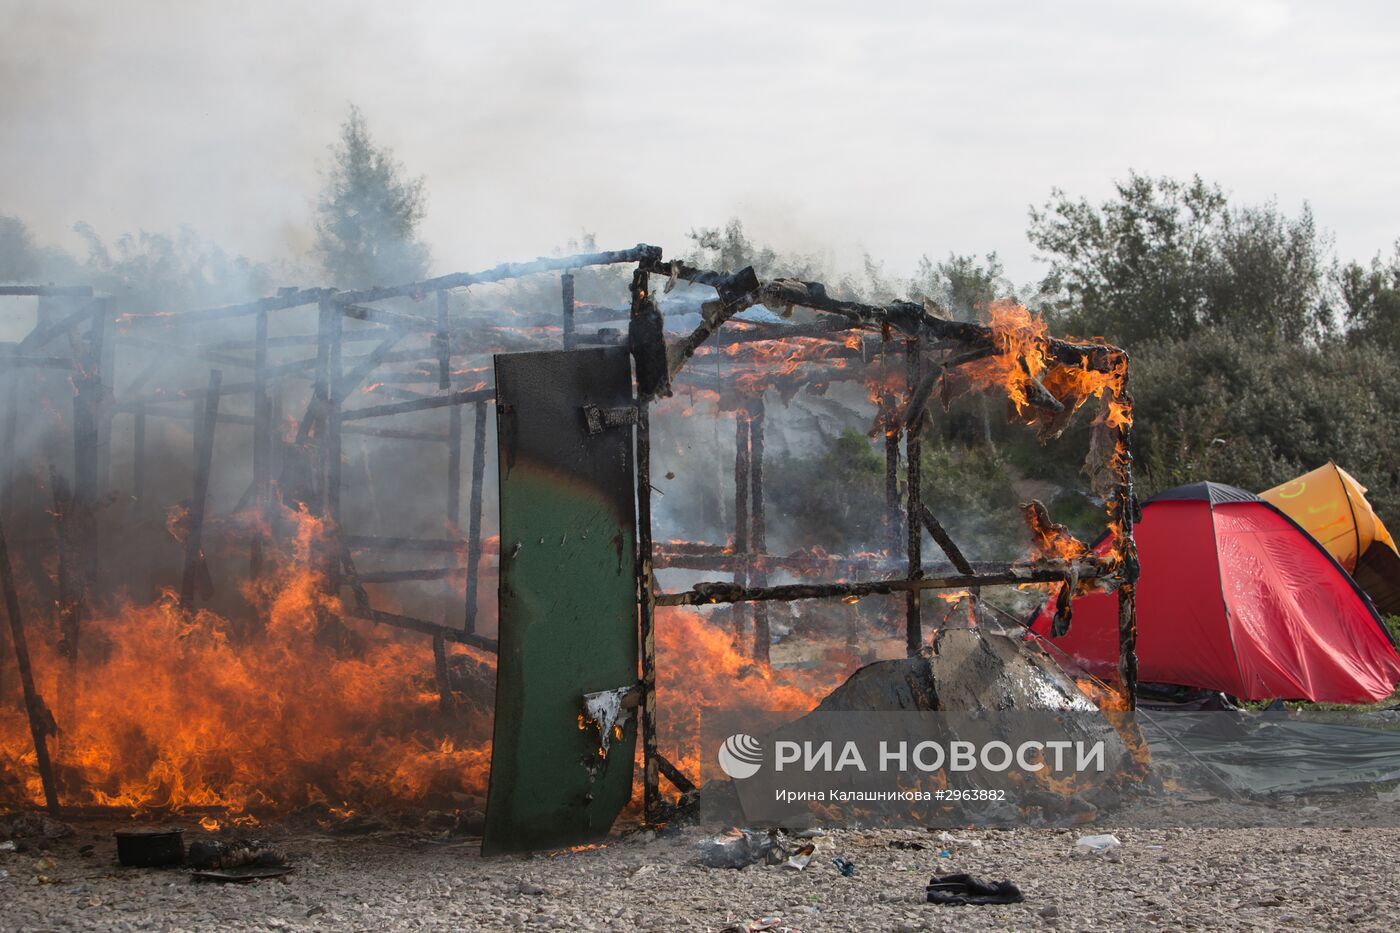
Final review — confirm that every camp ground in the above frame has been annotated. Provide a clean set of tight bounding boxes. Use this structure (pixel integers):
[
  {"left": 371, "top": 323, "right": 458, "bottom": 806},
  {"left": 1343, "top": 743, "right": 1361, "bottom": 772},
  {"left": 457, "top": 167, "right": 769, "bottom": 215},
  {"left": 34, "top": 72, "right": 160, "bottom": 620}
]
[{"left": 6, "top": 10, "right": 1400, "bottom": 927}]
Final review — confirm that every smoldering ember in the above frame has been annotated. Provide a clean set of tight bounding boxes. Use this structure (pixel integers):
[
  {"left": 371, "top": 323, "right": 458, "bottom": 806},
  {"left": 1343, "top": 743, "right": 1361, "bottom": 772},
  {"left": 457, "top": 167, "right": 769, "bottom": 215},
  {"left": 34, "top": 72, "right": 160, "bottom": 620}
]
[{"left": 6, "top": 8, "right": 1400, "bottom": 933}]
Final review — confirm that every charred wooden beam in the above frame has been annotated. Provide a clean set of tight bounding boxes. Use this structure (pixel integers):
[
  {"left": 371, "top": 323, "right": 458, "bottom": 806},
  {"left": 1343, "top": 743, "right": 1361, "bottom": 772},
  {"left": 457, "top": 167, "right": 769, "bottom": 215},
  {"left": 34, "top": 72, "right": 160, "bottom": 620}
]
[
  {"left": 117, "top": 289, "right": 332, "bottom": 328},
  {"left": 882, "top": 333, "right": 902, "bottom": 555},
  {"left": 433, "top": 290, "right": 452, "bottom": 391},
  {"left": 267, "top": 338, "right": 444, "bottom": 383},
  {"left": 1, "top": 354, "right": 17, "bottom": 517},
  {"left": 338, "top": 387, "right": 494, "bottom": 422},
  {"left": 208, "top": 328, "right": 391, "bottom": 351},
  {"left": 333, "top": 244, "right": 662, "bottom": 306},
  {"left": 335, "top": 333, "right": 410, "bottom": 402},
  {"left": 654, "top": 550, "right": 903, "bottom": 575},
  {"left": 321, "top": 301, "right": 345, "bottom": 598},
  {"left": 432, "top": 635, "right": 452, "bottom": 712},
  {"left": 656, "top": 266, "right": 760, "bottom": 381},
  {"left": 1112, "top": 367, "right": 1140, "bottom": 708},
  {"left": 352, "top": 606, "right": 498, "bottom": 652},
  {"left": 655, "top": 565, "right": 1098, "bottom": 606},
  {"left": 71, "top": 300, "right": 107, "bottom": 612},
  {"left": 0, "top": 354, "right": 73, "bottom": 370},
  {"left": 631, "top": 265, "right": 661, "bottom": 824},
  {"left": 341, "top": 368, "right": 485, "bottom": 387},
  {"left": 0, "top": 513, "right": 60, "bottom": 813},
  {"left": 341, "top": 424, "right": 450, "bottom": 442},
  {"left": 355, "top": 567, "right": 458, "bottom": 583},
  {"left": 340, "top": 547, "right": 372, "bottom": 615},
  {"left": 436, "top": 323, "right": 464, "bottom": 712},
  {"left": 645, "top": 259, "right": 1123, "bottom": 380},
  {"left": 1021, "top": 362, "right": 1065, "bottom": 414},
  {"left": 18, "top": 297, "right": 99, "bottom": 352},
  {"left": 657, "top": 551, "right": 1001, "bottom": 579},
  {"left": 463, "top": 401, "right": 489, "bottom": 635},
  {"left": 97, "top": 304, "right": 115, "bottom": 491},
  {"left": 731, "top": 411, "right": 750, "bottom": 644},
  {"left": 0, "top": 285, "right": 92, "bottom": 297},
  {"left": 340, "top": 302, "right": 436, "bottom": 333},
  {"left": 561, "top": 273, "right": 576, "bottom": 350},
  {"left": 629, "top": 290, "right": 670, "bottom": 399},
  {"left": 655, "top": 541, "right": 731, "bottom": 556},
  {"left": 655, "top": 753, "right": 697, "bottom": 795},
  {"left": 749, "top": 400, "right": 770, "bottom": 667},
  {"left": 179, "top": 370, "right": 222, "bottom": 609},
  {"left": 904, "top": 337, "right": 923, "bottom": 656},
  {"left": 918, "top": 505, "right": 974, "bottom": 576},
  {"left": 702, "top": 318, "right": 860, "bottom": 348},
  {"left": 346, "top": 534, "right": 466, "bottom": 552},
  {"left": 1118, "top": 581, "right": 1138, "bottom": 708}
]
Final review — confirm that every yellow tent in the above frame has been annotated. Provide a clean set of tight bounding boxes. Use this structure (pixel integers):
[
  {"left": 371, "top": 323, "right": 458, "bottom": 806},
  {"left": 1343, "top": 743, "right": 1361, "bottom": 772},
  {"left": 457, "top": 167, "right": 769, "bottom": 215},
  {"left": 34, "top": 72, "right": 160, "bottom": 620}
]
[{"left": 1261, "top": 462, "right": 1400, "bottom": 615}]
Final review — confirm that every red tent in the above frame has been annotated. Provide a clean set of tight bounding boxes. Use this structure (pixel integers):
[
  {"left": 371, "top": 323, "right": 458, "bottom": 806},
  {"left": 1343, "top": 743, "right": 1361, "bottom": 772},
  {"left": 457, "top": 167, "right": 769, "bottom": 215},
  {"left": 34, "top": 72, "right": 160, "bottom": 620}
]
[{"left": 1032, "top": 482, "right": 1400, "bottom": 703}]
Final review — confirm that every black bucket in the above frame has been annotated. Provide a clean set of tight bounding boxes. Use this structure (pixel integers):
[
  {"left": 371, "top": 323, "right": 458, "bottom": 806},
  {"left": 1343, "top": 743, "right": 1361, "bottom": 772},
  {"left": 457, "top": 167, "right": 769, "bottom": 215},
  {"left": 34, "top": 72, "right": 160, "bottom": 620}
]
[{"left": 114, "top": 828, "right": 185, "bottom": 867}]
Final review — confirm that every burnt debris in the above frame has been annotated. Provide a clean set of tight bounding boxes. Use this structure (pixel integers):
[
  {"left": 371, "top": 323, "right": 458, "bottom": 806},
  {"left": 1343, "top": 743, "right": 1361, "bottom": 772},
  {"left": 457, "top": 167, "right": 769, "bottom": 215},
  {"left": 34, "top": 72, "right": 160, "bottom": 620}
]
[{"left": 0, "top": 240, "right": 1135, "bottom": 833}]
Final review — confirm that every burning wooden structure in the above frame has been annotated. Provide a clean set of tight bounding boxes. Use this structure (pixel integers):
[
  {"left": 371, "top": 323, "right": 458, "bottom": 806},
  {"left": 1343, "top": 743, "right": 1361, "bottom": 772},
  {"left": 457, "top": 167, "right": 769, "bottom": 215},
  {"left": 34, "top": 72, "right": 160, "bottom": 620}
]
[{"left": 0, "top": 245, "right": 1137, "bottom": 841}]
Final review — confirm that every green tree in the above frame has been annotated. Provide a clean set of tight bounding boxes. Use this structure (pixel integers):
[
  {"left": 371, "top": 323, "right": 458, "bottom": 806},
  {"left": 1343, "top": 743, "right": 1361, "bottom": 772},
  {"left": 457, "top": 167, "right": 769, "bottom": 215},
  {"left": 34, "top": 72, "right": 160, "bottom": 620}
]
[
  {"left": 0, "top": 214, "right": 42, "bottom": 282},
  {"left": 683, "top": 219, "right": 823, "bottom": 281},
  {"left": 910, "top": 252, "right": 1012, "bottom": 321},
  {"left": 73, "top": 223, "right": 268, "bottom": 311},
  {"left": 1028, "top": 172, "right": 1333, "bottom": 346},
  {"left": 315, "top": 105, "right": 430, "bottom": 289},
  {"left": 1339, "top": 242, "right": 1400, "bottom": 349}
]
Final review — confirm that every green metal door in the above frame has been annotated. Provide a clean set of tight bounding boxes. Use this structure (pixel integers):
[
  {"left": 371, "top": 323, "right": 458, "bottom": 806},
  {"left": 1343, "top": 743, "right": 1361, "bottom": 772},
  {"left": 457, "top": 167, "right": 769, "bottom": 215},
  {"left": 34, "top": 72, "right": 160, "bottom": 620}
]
[{"left": 482, "top": 347, "right": 638, "bottom": 855}]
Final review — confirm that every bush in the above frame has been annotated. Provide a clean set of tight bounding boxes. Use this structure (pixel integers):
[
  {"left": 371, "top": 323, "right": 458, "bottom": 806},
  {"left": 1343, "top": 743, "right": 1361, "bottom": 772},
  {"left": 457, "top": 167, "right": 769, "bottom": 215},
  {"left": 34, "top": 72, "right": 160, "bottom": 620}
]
[{"left": 1130, "top": 329, "right": 1400, "bottom": 519}]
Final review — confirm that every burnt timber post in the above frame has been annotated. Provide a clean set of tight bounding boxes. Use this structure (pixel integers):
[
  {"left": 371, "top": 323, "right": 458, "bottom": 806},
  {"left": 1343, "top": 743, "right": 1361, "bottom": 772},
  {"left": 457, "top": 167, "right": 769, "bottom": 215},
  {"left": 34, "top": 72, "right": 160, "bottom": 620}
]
[
  {"left": 0, "top": 513, "right": 60, "bottom": 814},
  {"left": 72, "top": 298, "right": 107, "bottom": 613},
  {"left": 1114, "top": 359, "right": 1140, "bottom": 708},
  {"left": 325, "top": 308, "right": 344, "bottom": 563},
  {"left": 882, "top": 335, "right": 901, "bottom": 555},
  {"left": 561, "top": 272, "right": 576, "bottom": 350},
  {"left": 96, "top": 298, "right": 116, "bottom": 494},
  {"left": 0, "top": 347, "right": 18, "bottom": 519},
  {"left": 749, "top": 398, "right": 769, "bottom": 667},
  {"left": 434, "top": 290, "right": 451, "bottom": 391},
  {"left": 436, "top": 290, "right": 462, "bottom": 712},
  {"left": 250, "top": 303, "right": 271, "bottom": 582},
  {"left": 180, "top": 369, "right": 222, "bottom": 609},
  {"left": 463, "top": 400, "right": 488, "bottom": 635},
  {"left": 904, "top": 336, "right": 922, "bottom": 655},
  {"left": 630, "top": 266, "right": 660, "bottom": 823},
  {"left": 731, "top": 411, "right": 750, "bottom": 645},
  {"left": 315, "top": 298, "right": 344, "bottom": 596}
]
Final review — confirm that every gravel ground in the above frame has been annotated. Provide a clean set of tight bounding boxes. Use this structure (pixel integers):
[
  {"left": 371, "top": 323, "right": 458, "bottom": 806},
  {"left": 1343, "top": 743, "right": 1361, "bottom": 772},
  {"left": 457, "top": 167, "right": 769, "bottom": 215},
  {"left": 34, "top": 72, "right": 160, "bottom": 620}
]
[{"left": 3, "top": 814, "right": 1398, "bottom": 932}]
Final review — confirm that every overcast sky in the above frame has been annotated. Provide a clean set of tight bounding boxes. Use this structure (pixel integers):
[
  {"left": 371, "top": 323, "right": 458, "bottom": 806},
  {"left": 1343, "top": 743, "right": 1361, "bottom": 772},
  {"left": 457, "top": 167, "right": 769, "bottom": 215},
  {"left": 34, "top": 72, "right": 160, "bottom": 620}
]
[{"left": 3, "top": 0, "right": 1398, "bottom": 288}]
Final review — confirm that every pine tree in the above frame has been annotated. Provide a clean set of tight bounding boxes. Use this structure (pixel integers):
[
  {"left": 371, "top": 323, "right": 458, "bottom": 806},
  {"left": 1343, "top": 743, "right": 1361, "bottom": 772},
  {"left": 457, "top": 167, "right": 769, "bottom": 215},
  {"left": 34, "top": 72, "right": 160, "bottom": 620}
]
[{"left": 314, "top": 106, "right": 430, "bottom": 289}]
